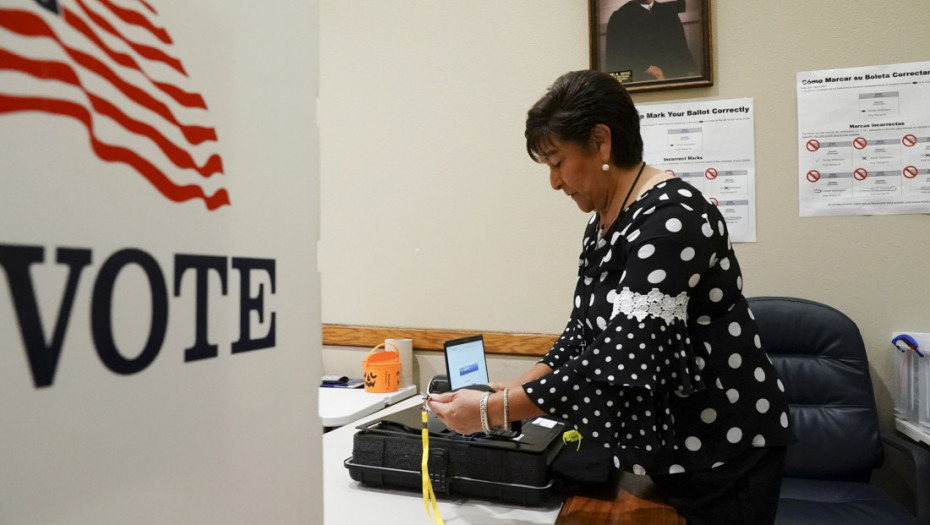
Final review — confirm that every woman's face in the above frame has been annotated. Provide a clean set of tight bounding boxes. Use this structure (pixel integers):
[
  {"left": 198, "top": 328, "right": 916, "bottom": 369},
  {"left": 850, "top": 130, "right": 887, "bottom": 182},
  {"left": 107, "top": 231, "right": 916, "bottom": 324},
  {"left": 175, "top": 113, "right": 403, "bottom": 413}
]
[{"left": 542, "top": 137, "right": 608, "bottom": 214}]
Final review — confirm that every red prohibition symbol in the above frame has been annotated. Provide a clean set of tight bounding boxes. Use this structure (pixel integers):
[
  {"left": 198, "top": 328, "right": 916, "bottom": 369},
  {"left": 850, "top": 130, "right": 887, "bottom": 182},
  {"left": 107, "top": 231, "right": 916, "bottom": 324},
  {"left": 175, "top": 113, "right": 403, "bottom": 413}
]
[
  {"left": 903, "top": 134, "right": 918, "bottom": 147},
  {"left": 854, "top": 168, "right": 868, "bottom": 181},
  {"left": 806, "top": 170, "right": 821, "bottom": 183},
  {"left": 853, "top": 137, "right": 868, "bottom": 150},
  {"left": 705, "top": 167, "right": 718, "bottom": 180},
  {"left": 904, "top": 165, "right": 919, "bottom": 178},
  {"left": 709, "top": 197, "right": 719, "bottom": 206},
  {"left": 806, "top": 139, "right": 821, "bottom": 152},
  {"left": 665, "top": 169, "right": 675, "bottom": 176}
]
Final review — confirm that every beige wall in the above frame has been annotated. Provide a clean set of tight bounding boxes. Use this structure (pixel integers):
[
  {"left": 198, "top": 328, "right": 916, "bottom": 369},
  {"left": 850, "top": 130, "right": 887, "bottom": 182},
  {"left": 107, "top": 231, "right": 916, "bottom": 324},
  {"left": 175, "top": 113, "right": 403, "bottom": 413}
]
[{"left": 318, "top": 0, "right": 930, "bottom": 429}]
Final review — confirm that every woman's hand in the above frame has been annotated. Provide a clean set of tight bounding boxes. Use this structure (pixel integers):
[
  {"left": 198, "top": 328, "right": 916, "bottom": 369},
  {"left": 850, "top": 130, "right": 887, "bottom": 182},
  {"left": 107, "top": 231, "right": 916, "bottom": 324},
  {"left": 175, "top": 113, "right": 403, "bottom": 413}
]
[
  {"left": 427, "top": 389, "right": 484, "bottom": 434},
  {"left": 488, "top": 379, "right": 521, "bottom": 392},
  {"left": 429, "top": 364, "right": 551, "bottom": 433}
]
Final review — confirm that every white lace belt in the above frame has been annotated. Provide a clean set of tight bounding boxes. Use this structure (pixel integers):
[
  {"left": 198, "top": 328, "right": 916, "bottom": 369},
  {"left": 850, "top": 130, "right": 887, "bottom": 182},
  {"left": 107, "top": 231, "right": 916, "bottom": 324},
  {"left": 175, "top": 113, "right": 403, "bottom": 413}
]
[{"left": 612, "top": 287, "right": 688, "bottom": 324}]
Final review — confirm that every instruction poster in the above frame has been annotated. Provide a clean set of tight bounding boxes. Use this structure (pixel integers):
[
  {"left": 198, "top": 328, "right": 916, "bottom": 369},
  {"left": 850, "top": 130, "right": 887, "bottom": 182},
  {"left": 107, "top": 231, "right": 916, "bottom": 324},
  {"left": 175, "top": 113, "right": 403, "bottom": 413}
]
[
  {"left": 640, "top": 98, "right": 757, "bottom": 242},
  {"left": 797, "top": 61, "right": 930, "bottom": 216}
]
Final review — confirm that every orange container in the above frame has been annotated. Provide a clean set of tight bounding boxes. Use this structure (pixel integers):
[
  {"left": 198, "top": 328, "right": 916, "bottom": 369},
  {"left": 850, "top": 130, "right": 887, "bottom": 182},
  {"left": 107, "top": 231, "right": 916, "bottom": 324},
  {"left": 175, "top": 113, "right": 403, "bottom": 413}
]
[{"left": 362, "top": 343, "right": 401, "bottom": 393}]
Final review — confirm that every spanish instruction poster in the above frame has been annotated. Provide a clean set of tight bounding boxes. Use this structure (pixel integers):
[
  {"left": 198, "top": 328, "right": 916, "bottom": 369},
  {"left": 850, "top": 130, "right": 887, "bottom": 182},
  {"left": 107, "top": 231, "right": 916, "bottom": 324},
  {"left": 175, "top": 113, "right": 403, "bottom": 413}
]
[
  {"left": 640, "top": 98, "right": 757, "bottom": 242},
  {"left": 797, "top": 61, "right": 930, "bottom": 216}
]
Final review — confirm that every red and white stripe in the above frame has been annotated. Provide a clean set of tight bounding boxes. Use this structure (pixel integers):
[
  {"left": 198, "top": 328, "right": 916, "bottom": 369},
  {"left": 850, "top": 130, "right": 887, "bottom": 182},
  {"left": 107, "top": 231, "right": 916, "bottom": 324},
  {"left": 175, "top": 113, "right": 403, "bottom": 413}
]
[{"left": 0, "top": 0, "right": 229, "bottom": 210}]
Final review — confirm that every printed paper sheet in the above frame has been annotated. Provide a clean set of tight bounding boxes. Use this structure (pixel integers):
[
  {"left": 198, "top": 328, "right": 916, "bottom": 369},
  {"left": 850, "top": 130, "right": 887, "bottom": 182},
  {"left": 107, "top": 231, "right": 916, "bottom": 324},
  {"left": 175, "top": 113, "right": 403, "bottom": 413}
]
[
  {"left": 797, "top": 61, "right": 930, "bottom": 216},
  {"left": 640, "top": 98, "right": 757, "bottom": 242}
]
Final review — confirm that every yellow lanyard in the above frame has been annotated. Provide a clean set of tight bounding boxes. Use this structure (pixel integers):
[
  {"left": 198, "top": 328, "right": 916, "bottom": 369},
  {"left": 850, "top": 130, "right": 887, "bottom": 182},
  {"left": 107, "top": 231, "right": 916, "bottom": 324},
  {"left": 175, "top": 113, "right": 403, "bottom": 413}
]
[{"left": 422, "top": 409, "right": 444, "bottom": 525}]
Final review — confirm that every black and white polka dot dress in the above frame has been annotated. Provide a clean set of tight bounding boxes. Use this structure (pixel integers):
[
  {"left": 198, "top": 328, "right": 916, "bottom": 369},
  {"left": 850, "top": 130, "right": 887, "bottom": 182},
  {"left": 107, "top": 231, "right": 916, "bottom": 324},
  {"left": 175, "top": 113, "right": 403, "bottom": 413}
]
[{"left": 525, "top": 178, "right": 790, "bottom": 476}]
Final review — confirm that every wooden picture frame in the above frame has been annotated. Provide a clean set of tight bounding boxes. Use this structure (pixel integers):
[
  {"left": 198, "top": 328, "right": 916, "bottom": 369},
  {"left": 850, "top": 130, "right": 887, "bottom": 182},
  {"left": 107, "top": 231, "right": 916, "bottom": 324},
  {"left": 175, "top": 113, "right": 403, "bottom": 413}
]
[{"left": 589, "top": 0, "right": 713, "bottom": 92}]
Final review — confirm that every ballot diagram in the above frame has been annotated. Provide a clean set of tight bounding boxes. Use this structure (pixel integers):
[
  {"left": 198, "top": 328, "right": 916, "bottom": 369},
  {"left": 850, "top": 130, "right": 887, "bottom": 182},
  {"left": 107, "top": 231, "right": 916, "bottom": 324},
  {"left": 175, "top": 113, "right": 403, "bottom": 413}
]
[
  {"left": 640, "top": 98, "right": 757, "bottom": 242},
  {"left": 797, "top": 61, "right": 930, "bottom": 216}
]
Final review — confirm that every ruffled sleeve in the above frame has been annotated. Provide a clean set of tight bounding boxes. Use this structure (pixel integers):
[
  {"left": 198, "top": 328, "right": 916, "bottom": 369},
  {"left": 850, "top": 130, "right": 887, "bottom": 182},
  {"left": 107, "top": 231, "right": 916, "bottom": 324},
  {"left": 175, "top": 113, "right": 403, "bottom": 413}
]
[
  {"left": 539, "top": 316, "right": 585, "bottom": 370},
  {"left": 538, "top": 216, "right": 598, "bottom": 369},
  {"left": 525, "top": 183, "right": 726, "bottom": 452}
]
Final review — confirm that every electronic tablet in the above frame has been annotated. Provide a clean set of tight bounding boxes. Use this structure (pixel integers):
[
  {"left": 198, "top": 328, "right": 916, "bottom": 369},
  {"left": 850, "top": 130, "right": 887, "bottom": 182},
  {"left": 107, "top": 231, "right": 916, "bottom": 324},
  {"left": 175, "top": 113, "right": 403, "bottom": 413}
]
[{"left": 443, "top": 335, "right": 490, "bottom": 391}]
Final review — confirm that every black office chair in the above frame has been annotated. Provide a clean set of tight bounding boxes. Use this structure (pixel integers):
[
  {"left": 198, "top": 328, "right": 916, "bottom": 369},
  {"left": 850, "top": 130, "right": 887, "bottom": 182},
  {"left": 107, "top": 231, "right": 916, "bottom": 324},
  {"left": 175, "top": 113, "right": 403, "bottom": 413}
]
[{"left": 748, "top": 296, "right": 930, "bottom": 525}]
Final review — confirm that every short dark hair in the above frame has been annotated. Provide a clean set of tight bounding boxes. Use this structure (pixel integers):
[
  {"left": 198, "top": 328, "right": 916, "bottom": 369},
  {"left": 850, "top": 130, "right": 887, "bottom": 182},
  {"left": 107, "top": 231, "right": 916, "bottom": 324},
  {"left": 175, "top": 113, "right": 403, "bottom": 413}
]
[{"left": 525, "top": 70, "right": 643, "bottom": 169}]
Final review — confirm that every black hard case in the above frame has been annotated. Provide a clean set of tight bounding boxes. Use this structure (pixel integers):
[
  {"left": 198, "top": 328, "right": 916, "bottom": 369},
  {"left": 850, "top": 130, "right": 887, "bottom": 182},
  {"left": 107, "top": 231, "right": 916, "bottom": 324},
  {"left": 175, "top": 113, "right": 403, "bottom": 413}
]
[{"left": 344, "top": 406, "right": 567, "bottom": 506}]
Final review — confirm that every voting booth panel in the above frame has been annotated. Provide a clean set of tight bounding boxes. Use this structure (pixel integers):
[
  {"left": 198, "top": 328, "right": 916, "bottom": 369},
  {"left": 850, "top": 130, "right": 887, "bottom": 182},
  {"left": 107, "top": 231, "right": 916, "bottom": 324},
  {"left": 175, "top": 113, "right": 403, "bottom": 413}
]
[{"left": 0, "top": 1, "right": 321, "bottom": 523}]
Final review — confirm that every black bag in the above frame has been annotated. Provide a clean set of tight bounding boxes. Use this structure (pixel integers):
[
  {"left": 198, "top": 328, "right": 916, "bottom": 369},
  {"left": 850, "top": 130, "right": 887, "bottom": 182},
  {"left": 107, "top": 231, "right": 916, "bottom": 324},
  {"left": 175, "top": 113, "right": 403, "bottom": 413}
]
[{"left": 344, "top": 406, "right": 567, "bottom": 506}]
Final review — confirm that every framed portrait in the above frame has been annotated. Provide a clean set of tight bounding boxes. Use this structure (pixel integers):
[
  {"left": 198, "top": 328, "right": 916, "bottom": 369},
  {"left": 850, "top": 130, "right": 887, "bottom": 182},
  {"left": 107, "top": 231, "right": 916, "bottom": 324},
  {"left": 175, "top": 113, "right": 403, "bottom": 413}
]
[{"left": 589, "top": 0, "right": 713, "bottom": 92}]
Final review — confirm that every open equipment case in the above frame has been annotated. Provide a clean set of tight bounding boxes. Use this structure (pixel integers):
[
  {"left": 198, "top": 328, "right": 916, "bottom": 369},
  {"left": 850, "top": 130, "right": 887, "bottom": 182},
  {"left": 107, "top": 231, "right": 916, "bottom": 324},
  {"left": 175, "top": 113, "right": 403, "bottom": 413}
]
[{"left": 344, "top": 404, "right": 569, "bottom": 506}]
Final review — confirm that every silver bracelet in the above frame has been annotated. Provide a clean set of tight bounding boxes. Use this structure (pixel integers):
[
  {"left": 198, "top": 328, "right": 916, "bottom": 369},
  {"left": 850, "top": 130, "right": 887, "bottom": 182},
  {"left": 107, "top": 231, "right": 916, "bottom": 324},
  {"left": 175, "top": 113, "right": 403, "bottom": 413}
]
[
  {"left": 502, "top": 388, "right": 510, "bottom": 429},
  {"left": 479, "top": 391, "right": 492, "bottom": 434}
]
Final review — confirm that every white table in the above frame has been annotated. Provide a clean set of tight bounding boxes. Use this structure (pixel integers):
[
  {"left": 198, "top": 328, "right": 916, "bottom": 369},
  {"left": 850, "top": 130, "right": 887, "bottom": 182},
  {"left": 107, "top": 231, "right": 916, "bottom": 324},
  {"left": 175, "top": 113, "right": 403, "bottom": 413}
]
[
  {"left": 323, "top": 397, "right": 564, "bottom": 524},
  {"left": 319, "top": 384, "right": 417, "bottom": 428}
]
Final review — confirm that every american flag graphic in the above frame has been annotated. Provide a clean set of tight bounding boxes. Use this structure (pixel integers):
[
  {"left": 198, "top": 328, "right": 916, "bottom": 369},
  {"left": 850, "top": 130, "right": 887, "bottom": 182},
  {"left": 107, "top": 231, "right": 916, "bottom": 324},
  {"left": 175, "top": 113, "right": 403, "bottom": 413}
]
[{"left": 0, "top": 0, "right": 229, "bottom": 210}]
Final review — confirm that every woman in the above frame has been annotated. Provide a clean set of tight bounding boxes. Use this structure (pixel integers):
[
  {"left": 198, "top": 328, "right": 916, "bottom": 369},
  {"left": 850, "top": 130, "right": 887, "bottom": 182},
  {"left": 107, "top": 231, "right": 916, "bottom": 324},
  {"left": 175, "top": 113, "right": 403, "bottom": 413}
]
[{"left": 428, "top": 70, "right": 789, "bottom": 525}]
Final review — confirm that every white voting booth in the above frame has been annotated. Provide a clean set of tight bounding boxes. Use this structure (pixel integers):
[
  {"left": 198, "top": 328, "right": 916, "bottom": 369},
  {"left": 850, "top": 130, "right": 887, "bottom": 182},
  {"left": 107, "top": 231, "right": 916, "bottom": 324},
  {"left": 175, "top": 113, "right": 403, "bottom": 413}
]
[{"left": 0, "top": 1, "right": 322, "bottom": 523}]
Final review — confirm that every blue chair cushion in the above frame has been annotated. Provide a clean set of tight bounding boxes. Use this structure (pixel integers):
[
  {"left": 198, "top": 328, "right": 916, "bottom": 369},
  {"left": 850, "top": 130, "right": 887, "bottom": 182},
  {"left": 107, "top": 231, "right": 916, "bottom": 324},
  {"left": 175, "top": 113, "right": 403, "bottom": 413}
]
[
  {"left": 750, "top": 297, "right": 883, "bottom": 479},
  {"left": 777, "top": 477, "right": 919, "bottom": 525}
]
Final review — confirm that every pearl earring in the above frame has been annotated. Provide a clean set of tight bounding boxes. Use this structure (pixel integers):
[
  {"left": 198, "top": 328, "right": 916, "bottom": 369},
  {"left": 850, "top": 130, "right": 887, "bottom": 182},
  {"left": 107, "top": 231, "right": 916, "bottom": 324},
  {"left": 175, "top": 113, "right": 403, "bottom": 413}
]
[{"left": 601, "top": 163, "right": 610, "bottom": 172}]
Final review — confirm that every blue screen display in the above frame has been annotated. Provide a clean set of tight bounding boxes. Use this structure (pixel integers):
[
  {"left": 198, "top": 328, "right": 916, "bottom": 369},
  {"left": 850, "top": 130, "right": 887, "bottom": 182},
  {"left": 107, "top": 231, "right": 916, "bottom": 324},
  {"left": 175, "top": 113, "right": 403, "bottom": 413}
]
[{"left": 446, "top": 338, "right": 489, "bottom": 390}]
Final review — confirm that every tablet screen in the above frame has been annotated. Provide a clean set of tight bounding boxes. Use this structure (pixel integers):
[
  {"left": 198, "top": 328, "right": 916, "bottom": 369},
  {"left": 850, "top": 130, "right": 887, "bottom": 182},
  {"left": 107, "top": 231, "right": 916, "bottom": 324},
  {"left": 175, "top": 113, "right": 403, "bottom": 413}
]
[{"left": 444, "top": 335, "right": 489, "bottom": 390}]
